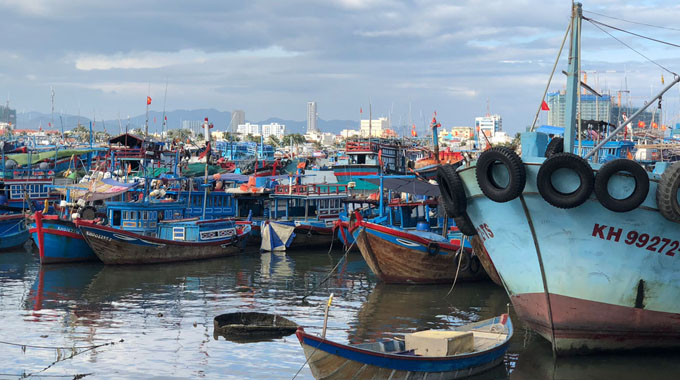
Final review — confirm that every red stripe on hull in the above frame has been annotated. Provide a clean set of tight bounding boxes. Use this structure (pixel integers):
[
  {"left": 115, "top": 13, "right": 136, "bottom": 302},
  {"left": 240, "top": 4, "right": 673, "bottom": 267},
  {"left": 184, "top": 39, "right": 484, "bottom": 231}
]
[{"left": 512, "top": 292, "right": 680, "bottom": 353}]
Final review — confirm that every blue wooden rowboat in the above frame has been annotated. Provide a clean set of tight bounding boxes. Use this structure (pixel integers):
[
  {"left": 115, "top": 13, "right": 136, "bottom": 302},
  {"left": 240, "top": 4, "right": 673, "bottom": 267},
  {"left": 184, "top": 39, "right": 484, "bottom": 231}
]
[
  {"left": 296, "top": 314, "right": 512, "bottom": 379},
  {"left": 0, "top": 213, "right": 30, "bottom": 250}
]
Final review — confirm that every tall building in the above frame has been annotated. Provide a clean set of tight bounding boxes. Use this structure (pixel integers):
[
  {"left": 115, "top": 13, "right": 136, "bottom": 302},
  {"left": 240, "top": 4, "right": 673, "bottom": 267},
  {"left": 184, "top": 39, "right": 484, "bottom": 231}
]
[
  {"left": 262, "top": 123, "right": 285, "bottom": 140},
  {"left": 231, "top": 110, "right": 245, "bottom": 131},
  {"left": 359, "top": 117, "right": 389, "bottom": 137},
  {"left": 546, "top": 91, "right": 612, "bottom": 127},
  {"left": 475, "top": 114, "right": 502, "bottom": 138},
  {"left": 236, "top": 123, "right": 260, "bottom": 136},
  {"left": 307, "top": 102, "right": 318, "bottom": 133}
]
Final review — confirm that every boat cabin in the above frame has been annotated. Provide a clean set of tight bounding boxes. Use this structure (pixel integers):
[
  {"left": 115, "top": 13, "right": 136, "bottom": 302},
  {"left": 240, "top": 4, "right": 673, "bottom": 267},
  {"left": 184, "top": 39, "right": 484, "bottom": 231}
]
[
  {"left": 106, "top": 200, "right": 186, "bottom": 236},
  {"left": 269, "top": 184, "right": 348, "bottom": 223}
]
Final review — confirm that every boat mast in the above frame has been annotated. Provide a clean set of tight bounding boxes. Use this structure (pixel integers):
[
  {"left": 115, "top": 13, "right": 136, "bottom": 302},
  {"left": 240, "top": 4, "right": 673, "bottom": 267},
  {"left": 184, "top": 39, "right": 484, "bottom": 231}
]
[{"left": 563, "top": 2, "right": 582, "bottom": 155}]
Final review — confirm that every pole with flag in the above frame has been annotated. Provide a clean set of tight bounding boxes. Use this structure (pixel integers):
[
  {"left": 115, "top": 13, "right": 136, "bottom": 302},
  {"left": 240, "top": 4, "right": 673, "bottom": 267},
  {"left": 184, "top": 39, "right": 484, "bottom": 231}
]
[{"left": 145, "top": 95, "right": 152, "bottom": 138}]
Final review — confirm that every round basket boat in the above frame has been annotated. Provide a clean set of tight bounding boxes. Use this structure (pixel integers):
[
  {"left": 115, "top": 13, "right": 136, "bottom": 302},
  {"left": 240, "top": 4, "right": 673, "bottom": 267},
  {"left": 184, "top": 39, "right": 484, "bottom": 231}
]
[{"left": 213, "top": 312, "right": 299, "bottom": 343}]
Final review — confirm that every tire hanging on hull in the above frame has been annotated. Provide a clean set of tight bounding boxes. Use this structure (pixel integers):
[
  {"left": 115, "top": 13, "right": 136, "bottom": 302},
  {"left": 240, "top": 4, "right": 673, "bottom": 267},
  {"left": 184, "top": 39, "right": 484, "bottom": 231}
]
[
  {"left": 475, "top": 147, "right": 526, "bottom": 203},
  {"left": 536, "top": 153, "right": 594, "bottom": 209},
  {"left": 594, "top": 159, "right": 649, "bottom": 213}
]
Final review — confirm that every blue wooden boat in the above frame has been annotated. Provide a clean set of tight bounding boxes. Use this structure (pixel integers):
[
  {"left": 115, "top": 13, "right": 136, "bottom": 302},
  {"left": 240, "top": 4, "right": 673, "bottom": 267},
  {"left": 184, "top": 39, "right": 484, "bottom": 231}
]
[
  {"left": 0, "top": 213, "right": 30, "bottom": 250},
  {"left": 261, "top": 183, "right": 349, "bottom": 251},
  {"left": 78, "top": 217, "right": 251, "bottom": 265},
  {"left": 443, "top": 3, "right": 680, "bottom": 353},
  {"left": 296, "top": 314, "right": 512, "bottom": 379},
  {"left": 29, "top": 212, "right": 97, "bottom": 263}
]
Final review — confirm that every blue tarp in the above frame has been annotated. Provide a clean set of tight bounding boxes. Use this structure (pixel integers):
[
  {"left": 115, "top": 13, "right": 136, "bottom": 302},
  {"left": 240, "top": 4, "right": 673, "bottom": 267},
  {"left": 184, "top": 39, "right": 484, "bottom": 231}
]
[{"left": 536, "top": 125, "right": 564, "bottom": 136}]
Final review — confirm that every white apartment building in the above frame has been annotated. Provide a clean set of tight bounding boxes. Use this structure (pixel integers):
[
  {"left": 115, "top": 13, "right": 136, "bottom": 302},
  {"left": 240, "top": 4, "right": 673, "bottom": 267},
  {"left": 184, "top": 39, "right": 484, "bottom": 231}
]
[
  {"left": 359, "top": 117, "right": 389, "bottom": 137},
  {"left": 236, "top": 122, "right": 260, "bottom": 136},
  {"left": 262, "top": 123, "right": 286, "bottom": 140},
  {"left": 474, "top": 114, "right": 502, "bottom": 138}
]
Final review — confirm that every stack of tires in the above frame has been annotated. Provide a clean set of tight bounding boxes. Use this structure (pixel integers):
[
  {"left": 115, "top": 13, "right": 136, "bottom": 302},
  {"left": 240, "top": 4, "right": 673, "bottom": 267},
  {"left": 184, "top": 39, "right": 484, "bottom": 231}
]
[{"left": 436, "top": 165, "right": 477, "bottom": 236}]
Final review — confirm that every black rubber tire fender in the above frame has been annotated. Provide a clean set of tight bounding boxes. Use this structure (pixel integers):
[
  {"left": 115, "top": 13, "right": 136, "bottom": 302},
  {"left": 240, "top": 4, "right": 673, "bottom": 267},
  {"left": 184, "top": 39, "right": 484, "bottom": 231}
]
[
  {"left": 656, "top": 162, "right": 680, "bottom": 223},
  {"left": 537, "top": 153, "right": 594, "bottom": 209},
  {"left": 469, "top": 254, "right": 481, "bottom": 274},
  {"left": 453, "top": 213, "right": 477, "bottom": 236},
  {"left": 436, "top": 164, "right": 467, "bottom": 217},
  {"left": 427, "top": 242, "right": 440, "bottom": 256},
  {"left": 545, "top": 137, "right": 564, "bottom": 158},
  {"left": 457, "top": 251, "right": 471, "bottom": 273},
  {"left": 594, "top": 159, "right": 649, "bottom": 213},
  {"left": 475, "top": 147, "right": 526, "bottom": 203}
]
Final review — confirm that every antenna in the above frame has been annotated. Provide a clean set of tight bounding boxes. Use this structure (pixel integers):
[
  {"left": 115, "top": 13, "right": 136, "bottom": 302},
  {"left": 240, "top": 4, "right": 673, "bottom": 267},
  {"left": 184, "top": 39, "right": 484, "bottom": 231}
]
[
  {"left": 50, "top": 87, "right": 55, "bottom": 130},
  {"left": 161, "top": 80, "right": 168, "bottom": 138}
]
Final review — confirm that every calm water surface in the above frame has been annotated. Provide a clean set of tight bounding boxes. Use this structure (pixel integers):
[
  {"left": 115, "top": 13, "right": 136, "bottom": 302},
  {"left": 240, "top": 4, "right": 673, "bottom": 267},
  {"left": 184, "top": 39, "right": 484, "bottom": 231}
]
[{"left": 1, "top": 243, "right": 679, "bottom": 379}]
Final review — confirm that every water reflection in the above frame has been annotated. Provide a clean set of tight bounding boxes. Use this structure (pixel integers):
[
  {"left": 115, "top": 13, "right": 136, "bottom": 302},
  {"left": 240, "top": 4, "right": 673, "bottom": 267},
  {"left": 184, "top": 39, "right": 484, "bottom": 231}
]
[{"left": 1, "top": 247, "right": 680, "bottom": 379}]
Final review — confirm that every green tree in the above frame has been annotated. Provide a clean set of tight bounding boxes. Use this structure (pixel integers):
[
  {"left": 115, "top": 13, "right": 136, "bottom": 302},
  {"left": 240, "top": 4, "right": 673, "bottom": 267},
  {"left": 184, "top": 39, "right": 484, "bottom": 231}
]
[
  {"left": 284, "top": 133, "right": 306, "bottom": 145},
  {"left": 245, "top": 134, "right": 260, "bottom": 143},
  {"left": 222, "top": 131, "right": 239, "bottom": 141},
  {"left": 266, "top": 135, "right": 281, "bottom": 147}
]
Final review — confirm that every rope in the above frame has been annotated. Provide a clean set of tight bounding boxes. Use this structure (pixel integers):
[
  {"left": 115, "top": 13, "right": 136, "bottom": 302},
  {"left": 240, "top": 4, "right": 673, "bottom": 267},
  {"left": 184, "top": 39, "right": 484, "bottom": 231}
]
[
  {"left": 530, "top": 16, "right": 572, "bottom": 132},
  {"left": 291, "top": 339, "right": 324, "bottom": 380},
  {"left": 583, "top": 10, "right": 680, "bottom": 33},
  {"left": 300, "top": 228, "right": 361, "bottom": 302},
  {"left": 585, "top": 17, "right": 678, "bottom": 76},
  {"left": 446, "top": 235, "right": 467, "bottom": 297}
]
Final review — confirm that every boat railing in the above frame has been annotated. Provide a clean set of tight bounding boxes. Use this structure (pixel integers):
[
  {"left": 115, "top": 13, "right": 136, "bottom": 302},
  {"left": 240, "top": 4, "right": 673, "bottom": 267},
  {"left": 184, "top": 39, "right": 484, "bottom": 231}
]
[
  {"left": 111, "top": 148, "right": 145, "bottom": 159},
  {"left": 345, "top": 141, "right": 376, "bottom": 152},
  {"left": 274, "top": 184, "right": 349, "bottom": 196}
]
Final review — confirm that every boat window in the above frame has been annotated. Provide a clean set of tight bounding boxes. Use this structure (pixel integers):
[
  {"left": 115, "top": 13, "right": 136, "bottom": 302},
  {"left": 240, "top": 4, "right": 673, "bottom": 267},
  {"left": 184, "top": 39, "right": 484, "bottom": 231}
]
[
  {"left": 112, "top": 210, "right": 121, "bottom": 226},
  {"left": 357, "top": 155, "right": 366, "bottom": 164},
  {"left": 143, "top": 211, "right": 148, "bottom": 220},
  {"left": 131, "top": 211, "right": 138, "bottom": 220}
]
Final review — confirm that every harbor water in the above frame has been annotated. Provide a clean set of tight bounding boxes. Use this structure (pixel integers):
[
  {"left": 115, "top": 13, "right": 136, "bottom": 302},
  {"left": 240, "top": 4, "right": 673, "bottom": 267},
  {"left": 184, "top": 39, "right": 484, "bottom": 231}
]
[{"left": 1, "top": 243, "right": 680, "bottom": 379}]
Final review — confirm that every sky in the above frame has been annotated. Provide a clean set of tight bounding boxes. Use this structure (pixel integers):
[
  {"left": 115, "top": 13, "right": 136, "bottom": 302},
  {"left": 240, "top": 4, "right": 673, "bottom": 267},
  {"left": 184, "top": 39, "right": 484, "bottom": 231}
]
[{"left": 2, "top": 0, "right": 680, "bottom": 135}]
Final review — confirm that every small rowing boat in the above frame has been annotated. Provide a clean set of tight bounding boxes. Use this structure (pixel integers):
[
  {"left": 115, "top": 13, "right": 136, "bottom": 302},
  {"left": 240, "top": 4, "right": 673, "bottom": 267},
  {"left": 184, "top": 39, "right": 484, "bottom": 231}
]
[{"left": 296, "top": 314, "right": 512, "bottom": 379}]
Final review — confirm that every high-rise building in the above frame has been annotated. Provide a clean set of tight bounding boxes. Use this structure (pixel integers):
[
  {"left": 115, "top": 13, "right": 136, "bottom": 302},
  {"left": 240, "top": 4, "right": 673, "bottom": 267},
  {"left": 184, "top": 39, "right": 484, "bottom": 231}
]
[
  {"left": 475, "top": 114, "right": 502, "bottom": 138},
  {"left": 262, "top": 123, "right": 286, "bottom": 140},
  {"left": 307, "top": 102, "right": 318, "bottom": 133},
  {"left": 236, "top": 123, "right": 260, "bottom": 136},
  {"left": 546, "top": 91, "right": 612, "bottom": 127},
  {"left": 359, "top": 118, "right": 389, "bottom": 137},
  {"left": 231, "top": 110, "right": 245, "bottom": 131}
]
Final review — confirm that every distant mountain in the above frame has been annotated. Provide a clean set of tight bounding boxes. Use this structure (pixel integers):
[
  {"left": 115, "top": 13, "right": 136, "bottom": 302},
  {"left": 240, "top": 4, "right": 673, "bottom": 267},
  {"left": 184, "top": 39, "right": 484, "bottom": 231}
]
[{"left": 16, "top": 109, "right": 358, "bottom": 135}]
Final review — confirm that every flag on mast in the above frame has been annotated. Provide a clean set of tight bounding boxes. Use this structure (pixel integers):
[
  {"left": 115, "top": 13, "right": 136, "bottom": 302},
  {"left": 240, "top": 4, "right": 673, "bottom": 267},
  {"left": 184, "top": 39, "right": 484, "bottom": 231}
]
[
  {"left": 147, "top": 96, "right": 152, "bottom": 105},
  {"left": 541, "top": 100, "right": 550, "bottom": 111}
]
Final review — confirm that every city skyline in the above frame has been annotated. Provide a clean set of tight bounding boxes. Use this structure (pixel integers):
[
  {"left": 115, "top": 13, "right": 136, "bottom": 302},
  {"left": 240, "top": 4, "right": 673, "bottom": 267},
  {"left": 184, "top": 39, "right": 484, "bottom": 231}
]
[{"left": 2, "top": 1, "right": 680, "bottom": 135}]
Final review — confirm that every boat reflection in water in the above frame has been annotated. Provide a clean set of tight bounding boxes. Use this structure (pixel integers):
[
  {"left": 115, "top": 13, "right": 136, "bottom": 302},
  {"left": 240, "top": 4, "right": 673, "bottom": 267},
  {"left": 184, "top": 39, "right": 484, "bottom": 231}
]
[
  {"left": 511, "top": 338, "right": 680, "bottom": 380},
  {"left": 24, "top": 263, "right": 104, "bottom": 322}
]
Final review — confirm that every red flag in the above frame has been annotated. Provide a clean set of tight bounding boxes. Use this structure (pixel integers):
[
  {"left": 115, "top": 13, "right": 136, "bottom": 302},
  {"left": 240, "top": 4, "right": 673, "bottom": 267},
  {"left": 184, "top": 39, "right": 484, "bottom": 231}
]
[
  {"left": 411, "top": 125, "right": 417, "bottom": 137},
  {"left": 541, "top": 100, "right": 550, "bottom": 111},
  {"left": 147, "top": 96, "right": 152, "bottom": 105},
  {"left": 164, "top": 115, "right": 167, "bottom": 121},
  {"left": 360, "top": 107, "right": 362, "bottom": 114},
  {"left": 199, "top": 141, "right": 211, "bottom": 160}
]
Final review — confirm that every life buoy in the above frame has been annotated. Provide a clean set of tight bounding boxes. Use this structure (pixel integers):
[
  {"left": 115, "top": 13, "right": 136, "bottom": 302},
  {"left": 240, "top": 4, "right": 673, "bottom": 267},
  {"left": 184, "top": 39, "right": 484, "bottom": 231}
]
[
  {"left": 475, "top": 147, "right": 526, "bottom": 203},
  {"left": 537, "top": 153, "right": 594, "bottom": 209},
  {"left": 427, "top": 242, "right": 440, "bottom": 256},
  {"left": 656, "top": 162, "right": 680, "bottom": 222},
  {"left": 594, "top": 159, "right": 649, "bottom": 212},
  {"left": 436, "top": 164, "right": 466, "bottom": 217},
  {"left": 545, "top": 137, "right": 564, "bottom": 158},
  {"left": 453, "top": 213, "right": 477, "bottom": 236}
]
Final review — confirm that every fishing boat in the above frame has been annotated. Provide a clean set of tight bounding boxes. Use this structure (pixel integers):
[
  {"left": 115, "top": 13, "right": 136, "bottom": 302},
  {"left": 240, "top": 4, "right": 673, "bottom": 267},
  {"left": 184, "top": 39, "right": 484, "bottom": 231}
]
[
  {"left": 296, "top": 314, "right": 512, "bottom": 380},
  {"left": 440, "top": 2, "right": 680, "bottom": 353},
  {"left": 28, "top": 178, "right": 139, "bottom": 264},
  {"left": 413, "top": 116, "right": 465, "bottom": 181},
  {"left": 333, "top": 138, "right": 410, "bottom": 191},
  {"left": 260, "top": 182, "right": 348, "bottom": 251},
  {"left": 77, "top": 217, "right": 250, "bottom": 265},
  {"left": 0, "top": 213, "right": 29, "bottom": 250}
]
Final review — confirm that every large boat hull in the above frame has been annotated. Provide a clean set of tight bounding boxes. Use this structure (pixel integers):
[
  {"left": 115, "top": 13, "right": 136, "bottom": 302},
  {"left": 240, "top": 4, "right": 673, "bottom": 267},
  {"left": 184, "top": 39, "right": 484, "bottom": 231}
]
[
  {"left": 0, "top": 214, "right": 30, "bottom": 250},
  {"left": 78, "top": 222, "right": 248, "bottom": 265},
  {"left": 28, "top": 213, "right": 98, "bottom": 264},
  {"left": 353, "top": 220, "right": 487, "bottom": 284},
  {"left": 333, "top": 165, "right": 380, "bottom": 190},
  {"left": 458, "top": 159, "right": 680, "bottom": 353}
]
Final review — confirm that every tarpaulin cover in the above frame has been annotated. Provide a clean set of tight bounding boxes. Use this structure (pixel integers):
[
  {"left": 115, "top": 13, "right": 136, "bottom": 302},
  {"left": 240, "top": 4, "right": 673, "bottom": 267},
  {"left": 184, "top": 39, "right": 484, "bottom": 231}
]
[
  {"left": 56, "top": 178, "right": 138, "bottom": 201},
  {"left": 260, "top": 221, "right": 296, "bottom": 252},
  {"left": 362, "top": 177, "right": 441, "bottom": 197},
  {"left": 7, "top": 149, "right": 95, "bottom": 166}
]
